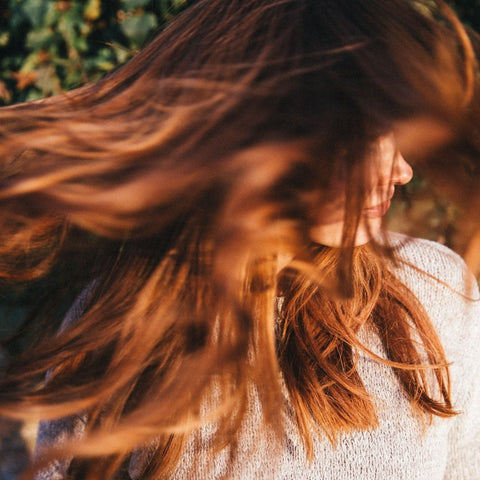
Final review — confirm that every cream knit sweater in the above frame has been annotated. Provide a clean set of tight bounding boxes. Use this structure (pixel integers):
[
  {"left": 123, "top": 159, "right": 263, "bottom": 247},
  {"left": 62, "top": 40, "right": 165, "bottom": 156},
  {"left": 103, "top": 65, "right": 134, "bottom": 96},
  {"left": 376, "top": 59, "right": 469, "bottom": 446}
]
[{"left": 36, "top": 233, "right": 480, "bottom": 479}]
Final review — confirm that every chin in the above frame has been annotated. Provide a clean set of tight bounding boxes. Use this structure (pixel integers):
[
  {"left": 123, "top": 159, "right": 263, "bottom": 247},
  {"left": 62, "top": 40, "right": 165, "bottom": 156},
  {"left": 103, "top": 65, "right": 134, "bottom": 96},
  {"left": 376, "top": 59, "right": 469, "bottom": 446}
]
[
  {"left": 354, "top": 219, "right": 383, "bottom": 246},
  {"left": 310, "top": 218, "right": 383, "bottom": 247}
]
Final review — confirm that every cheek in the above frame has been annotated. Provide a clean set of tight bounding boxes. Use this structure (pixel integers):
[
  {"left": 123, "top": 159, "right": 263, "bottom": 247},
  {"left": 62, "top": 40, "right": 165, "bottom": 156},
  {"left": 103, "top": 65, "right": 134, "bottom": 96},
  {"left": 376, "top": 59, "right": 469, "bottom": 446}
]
[
  {"left": 309, "top": 220, "right": 345, "bottom": 247},
  {"left": 315, "top": 198, "right": 346, "bottom": 224},
  {"left": 311, "top": 182, "right": 347, "bottom": 225},
  {"left": 309, "top": 189, "right": 348, "bottom": 247}
]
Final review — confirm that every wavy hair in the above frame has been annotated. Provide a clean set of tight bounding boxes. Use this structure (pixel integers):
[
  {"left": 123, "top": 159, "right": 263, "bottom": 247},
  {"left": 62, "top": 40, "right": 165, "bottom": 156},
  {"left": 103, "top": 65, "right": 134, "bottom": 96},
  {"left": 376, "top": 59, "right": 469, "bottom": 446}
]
[{"left": 0, "top": 0, "right": 478, "bottom": 478}]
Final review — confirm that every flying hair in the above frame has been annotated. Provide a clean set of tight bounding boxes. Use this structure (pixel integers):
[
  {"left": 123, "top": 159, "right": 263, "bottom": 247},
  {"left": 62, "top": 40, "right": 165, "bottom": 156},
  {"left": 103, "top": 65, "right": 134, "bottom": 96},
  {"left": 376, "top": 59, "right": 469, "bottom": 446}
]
[{"left": 0, "top": 1, "right": 478, "bottom": 478}]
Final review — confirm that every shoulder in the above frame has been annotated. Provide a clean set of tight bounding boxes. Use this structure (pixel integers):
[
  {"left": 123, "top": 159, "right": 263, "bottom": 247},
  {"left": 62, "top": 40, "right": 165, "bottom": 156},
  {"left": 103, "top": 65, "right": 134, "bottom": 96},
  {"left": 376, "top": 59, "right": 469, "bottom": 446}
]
[
  {"left": 384, "top": 231, "right": 479, "bottom": 301},
  {"left": 384, "top": 233, "right": 480, "bottom": 398}
]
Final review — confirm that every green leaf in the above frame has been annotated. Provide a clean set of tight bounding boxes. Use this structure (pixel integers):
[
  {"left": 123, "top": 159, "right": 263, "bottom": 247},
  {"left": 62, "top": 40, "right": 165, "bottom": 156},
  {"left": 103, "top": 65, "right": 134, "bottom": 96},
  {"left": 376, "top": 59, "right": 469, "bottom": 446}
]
[
  {"left": 121, "top": 0, "right": 152, "bottom": 11},
  {"left": 43, "top": 1, "right": 62, "bottom": 28},
  {"left": 25, "top": 88, "right": 44, "bottom": 101},
  {"left": 172, "top": 0, "right": 187, "bottom": 10},
  {"left": 120, "top": 12, "right": 157, "bottom": 47},
  {"left": 111, "top": 43, "right": 134, "bottom": 64},
  {"left": 19, "top": 51, "right": 41, "bottom": 72},
  {"left": 35, "top": 64, "right": 62, "bottom": 95},
  {"left": 60, "top": 6, "right": 90, "bottom": 53},
  {"left": 158, "top": 0, "right": 187, "bottom": 20},
  {"left": 20, "top": 0, "right": 49, "bottom": 29},
  {"left": 25, "top": 27, "right": 56, "bottom": 50},
  {"left": 89, "top": 58, "right": 116, "bottom": 72},
  {"left": 0, "top": 32, "right": 10, "bottom": 47},
  {"left": 84, "top": 0, "right": 101, "bottom": 21}
]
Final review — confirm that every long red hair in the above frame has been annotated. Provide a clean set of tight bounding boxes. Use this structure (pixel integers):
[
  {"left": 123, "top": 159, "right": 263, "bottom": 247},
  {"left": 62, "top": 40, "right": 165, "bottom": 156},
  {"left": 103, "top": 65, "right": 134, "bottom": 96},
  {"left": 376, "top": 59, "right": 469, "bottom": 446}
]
[{"left": 0, "top": 1, "right": 478, "bottom": 478}]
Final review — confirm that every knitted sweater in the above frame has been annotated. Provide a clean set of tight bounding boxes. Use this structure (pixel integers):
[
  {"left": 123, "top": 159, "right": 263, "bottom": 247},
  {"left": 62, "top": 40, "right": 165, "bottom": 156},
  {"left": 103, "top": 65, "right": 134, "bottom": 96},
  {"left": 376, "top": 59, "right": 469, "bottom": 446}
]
[{"left": 35, "top": 233, "right": 480, "bottom": 479}]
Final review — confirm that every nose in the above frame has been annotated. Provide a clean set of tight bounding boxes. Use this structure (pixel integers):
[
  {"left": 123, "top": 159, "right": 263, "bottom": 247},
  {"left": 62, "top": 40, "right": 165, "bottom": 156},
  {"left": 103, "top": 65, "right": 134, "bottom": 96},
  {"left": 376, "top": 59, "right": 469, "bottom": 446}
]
[
  {"left": 391, "top": 151, "right": 413, "bottom": 186},
  {"left": 376, "top": 134, "right": 413, "bottom": 187}
]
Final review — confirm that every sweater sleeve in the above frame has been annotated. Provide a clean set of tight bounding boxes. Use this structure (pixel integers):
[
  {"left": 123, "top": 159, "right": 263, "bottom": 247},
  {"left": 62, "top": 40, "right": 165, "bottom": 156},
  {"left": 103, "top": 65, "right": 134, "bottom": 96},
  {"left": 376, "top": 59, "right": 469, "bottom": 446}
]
[
  {"left": 33, "top": 285, "right": 94, "bottom": 480},
  {"left": 390, "top": 233, "right": 480, "bottom": 479},
  {"left": 444, "top": 357, "right": 480, "bottom": 478},
  {"left": 34, "top": 414, "right": 86, "bottom": 480},
  {"left": 443, "top": 277, "right": 480, "bottom": 479}
]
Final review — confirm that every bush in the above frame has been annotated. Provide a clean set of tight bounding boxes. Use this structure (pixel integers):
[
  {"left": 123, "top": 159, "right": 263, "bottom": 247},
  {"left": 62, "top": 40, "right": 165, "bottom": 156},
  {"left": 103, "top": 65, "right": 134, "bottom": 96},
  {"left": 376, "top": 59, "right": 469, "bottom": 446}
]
[
  {"left": 0, "top": 0, "right": 192, "bottom": 105},
  {"left": 0, "top": 1, "right": 478, "bottom": 105}
]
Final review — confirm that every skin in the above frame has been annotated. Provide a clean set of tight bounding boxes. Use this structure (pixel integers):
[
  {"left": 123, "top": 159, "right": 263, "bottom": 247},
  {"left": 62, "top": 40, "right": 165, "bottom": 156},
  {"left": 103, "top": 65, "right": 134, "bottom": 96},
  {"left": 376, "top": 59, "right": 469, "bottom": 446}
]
[{"left": 310, "top": 134, "right": 413, "bottom": 247}]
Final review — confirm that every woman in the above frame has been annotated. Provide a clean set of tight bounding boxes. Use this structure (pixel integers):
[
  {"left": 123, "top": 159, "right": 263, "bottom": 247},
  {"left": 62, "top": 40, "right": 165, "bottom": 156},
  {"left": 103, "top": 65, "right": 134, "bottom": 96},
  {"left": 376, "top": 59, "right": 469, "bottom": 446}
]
[{"left": 0, "top": 0, "right": 479, "bottom": 478}]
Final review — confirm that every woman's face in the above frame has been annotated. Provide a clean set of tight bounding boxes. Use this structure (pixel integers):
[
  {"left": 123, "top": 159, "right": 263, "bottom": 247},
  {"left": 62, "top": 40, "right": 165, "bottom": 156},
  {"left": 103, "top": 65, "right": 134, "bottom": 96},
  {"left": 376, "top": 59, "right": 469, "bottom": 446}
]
[{"left": 310, "top": 134, "right": 413, "bottom": 247}]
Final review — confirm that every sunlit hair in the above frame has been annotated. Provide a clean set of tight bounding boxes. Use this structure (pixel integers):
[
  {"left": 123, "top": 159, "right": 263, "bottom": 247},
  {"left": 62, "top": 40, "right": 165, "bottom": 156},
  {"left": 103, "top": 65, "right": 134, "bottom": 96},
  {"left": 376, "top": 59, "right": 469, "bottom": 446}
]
[{"left": 0, "top": 0, "right": 478, "bottom": 478}]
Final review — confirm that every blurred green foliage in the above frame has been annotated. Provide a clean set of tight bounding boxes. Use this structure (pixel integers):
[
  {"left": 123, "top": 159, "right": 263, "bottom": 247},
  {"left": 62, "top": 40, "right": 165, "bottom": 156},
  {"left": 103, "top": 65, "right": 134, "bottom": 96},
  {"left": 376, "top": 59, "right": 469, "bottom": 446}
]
[
  {"left": 0, "top": 0, "right": 192, "bottom": 105},
  {"left": 450, "top": 0, "right": 480, "bottom": 29},
  {"left": 0, "top": 1, "right": 477, "bottom": 104},
  {"left": 0, "top": 0, "right": 195, "bottom": 337}
]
